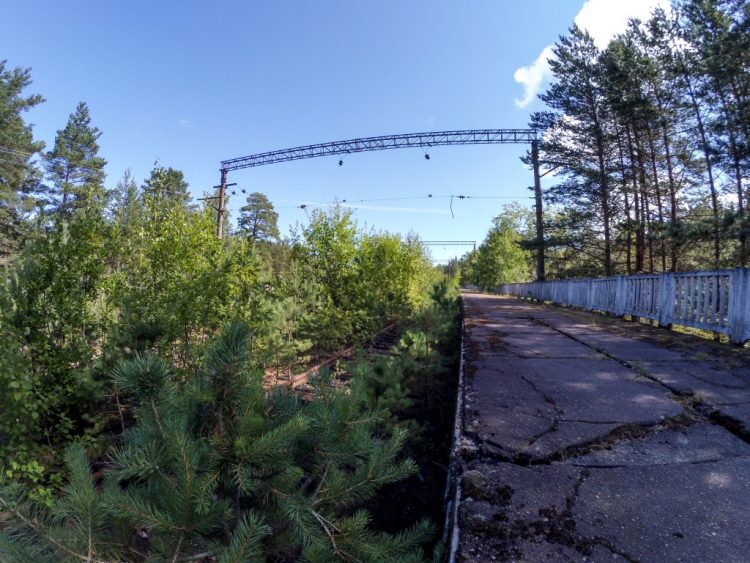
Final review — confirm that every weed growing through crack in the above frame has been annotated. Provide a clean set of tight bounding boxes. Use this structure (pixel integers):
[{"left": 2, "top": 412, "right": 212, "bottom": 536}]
[{"left": 633, "top": 361, "right": 650, "bottom": 378}]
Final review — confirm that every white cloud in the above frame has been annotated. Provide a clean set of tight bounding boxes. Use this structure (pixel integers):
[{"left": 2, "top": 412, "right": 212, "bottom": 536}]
[
  {"left": 514, "top": 46, "right": 555, "bottom": 108},
  {"left": 178, "top": 118, "right": 195, "bottom": 130},
  {"left": 513, "top": 0, "right": 671, "bottom": 108},
  {"left": 574, "top": 0, "right": 671, "bottom": 48}
]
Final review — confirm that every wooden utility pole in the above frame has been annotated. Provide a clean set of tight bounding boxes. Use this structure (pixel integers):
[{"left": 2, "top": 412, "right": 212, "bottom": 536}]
[{"left": 531, "top": 140, "right": 545, "bottom": 281}]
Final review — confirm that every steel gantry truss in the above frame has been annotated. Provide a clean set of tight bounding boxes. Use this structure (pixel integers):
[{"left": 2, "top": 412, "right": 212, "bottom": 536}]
[
  {"left": 216, "top": 128, "right": 546, "bottom": 280},
  {"left": 220, "top": 129, "right": 538, "bottom": 171}
]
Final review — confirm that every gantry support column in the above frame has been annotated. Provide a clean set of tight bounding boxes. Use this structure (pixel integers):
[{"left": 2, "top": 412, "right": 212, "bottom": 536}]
[{"left": 531, "top": 140, "right": 545, "bottom": 281}]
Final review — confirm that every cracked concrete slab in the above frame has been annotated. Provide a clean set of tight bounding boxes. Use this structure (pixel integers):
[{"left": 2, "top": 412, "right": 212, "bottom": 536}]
[
  {"left": 570, "top": 422, "right": 750, "bottom": 467},
  {"left": 636, "top": 361, "right": 750, "bottom": 401},
  {"left": 574, "top": 457, "right": 750, "bottom": 562},
  {"left": 454, "top": 292, "right": 750, "bottom": 563},
  {"left": 464, "top": 355, "right": 682, "bottom": 461},
  {"left": 549, "top": 325, "right": 691, "bottom": 362}
]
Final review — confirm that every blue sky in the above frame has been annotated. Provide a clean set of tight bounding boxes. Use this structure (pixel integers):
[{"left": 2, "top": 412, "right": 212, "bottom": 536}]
[{"left": 2, "top": 0, "right": 664, "bottom": 262}]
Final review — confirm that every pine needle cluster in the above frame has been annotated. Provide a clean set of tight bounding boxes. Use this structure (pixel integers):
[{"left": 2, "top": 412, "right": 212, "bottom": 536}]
[{"left": 0, "top": 322, "right": 433, "bottom": 562}]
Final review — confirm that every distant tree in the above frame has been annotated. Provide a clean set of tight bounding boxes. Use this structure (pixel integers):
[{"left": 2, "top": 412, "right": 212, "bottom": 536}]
[
  {"left": 0, "top": 61, "right": 45, "bottom": 260},
  {"left": 472, "top": 212, "right": 532, "bottom": 290},
  {"left": 43, "top": 102, "right": 107, "bottom": 215},
  {"left": 141, "top": 164, "right": 192, "bottom": 210},
  {"left": 237, "top": 191, "right": 279, "bottom": 242}
]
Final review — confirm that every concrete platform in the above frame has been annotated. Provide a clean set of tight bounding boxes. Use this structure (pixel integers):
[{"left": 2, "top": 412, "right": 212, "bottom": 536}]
[{"left": 453, "top": 292, "right": 750, "bottom": 562}]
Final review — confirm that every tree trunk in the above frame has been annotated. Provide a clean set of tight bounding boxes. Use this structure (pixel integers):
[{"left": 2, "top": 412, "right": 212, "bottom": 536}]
[
  {"left": 716, "top": 83, "right": 746, "bottom": 266},
  {"left": 645, "top": 123, "right": 667, "bottom": 271},
  {"left": 626, "top": 127, "right": 646, "bottom": 272},
  {"left": 616, "top": 125, "right": 633, "bottom": 274},
  {"left": 588, "top": 84, "right": 613, "bottom": 276},
  {"left": 684, "top": 70, "right": 721, "bottom": 267},
  {"left": 658, "top": 107, "right": 679, "bottom": 271}
]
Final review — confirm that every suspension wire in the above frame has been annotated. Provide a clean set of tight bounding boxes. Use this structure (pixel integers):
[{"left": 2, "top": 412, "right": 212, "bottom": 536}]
[{"left": 272, "top": 193, "right": 527, "bottom": 211}]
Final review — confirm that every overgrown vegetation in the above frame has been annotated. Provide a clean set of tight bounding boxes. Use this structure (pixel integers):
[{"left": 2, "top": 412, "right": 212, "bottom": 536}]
[
  {"left": 0, "top": 61, "right": 460, "bottom": 560},
  {"left": 0, "top": 324, "right": 443, "bottom": 561}
]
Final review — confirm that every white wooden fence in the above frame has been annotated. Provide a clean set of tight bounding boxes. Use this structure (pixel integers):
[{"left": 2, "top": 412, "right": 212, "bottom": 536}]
[{"left": 499, "top": 268, "right": 750, "bottom": 344}]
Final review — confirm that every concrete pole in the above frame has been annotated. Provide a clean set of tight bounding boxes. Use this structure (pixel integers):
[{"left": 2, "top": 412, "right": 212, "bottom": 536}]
[
  {"left": 531, "top": 140, "right": 545, "bottom": 281},
  {"left": 217, "top": 169, "right": 227, "bottom": 238}
]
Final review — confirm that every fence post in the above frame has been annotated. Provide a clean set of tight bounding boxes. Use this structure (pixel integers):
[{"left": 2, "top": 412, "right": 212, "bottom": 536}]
[
  {"left": 586, "top": 279, "right": 595, "bottom": 311},
  {"left": 658, "top": 273, "right": 675, "bottom": 327},
  {"left": 729, "top": 268, "right": 750, "bottom": 344},
  {"left": 614, "top": 276, "right": 626, "bottom": 317}
]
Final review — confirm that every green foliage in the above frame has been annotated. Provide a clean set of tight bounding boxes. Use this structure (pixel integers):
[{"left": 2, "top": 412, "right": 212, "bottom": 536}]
[
  {"left": 0, "top": 323, "right": 434, "bottom": 562},
  {"left": 293, "top": 204, "right": 359, "bottom": 310},
  {"left": 0, "top": 211, "right": 111, "bottom": 466},
  {"left": 356, "top": 279, "right": 460, "bottom": 441},
  {"left": 263, "top": 296, "right": 314, "bottom": 380},
  {"left": 43, "top": 102, "right": 107, "bottom": 215},
  {"left": 357, "top": 232, "right": 432, "bottom": 321},
  {"left": 461, "top": 205, "right": 533, "bottom": 290},
  {"left": 108, "top": 203, "right": 266, "bottom": 370},
  {"left": 0, "top": 60, "right": 45, "bottom": 261},
  {"left": 292, "top": 205, "right": 434, "bottom": 352},
  {"left": 237, "top": 191, "right": 280, "bottom": 243},
  {"left": 141, "top": 164, "right": 192, "bottom": 211}
]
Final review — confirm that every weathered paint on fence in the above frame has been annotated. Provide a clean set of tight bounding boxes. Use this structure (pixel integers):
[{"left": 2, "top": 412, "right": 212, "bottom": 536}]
[{"left": 499, "top": 268, "right": 750, "bottom": 344}]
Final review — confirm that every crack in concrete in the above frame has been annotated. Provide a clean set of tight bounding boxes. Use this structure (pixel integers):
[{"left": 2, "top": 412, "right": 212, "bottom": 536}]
[
  {"left": 513, "top": 408, "right": 642, "bottom": 425},
  {"left": 521, "top": 419, "right": 560, "bottom": 452},
  {"left": 526, "top": 317, "right": 750, "bottom": 448},
  {"left": 526, "top": 467, "right": 642, "bottom": 562},
  {"left": 471, "top": 352, "right": 609, "bottom": 360},
  {"left": 518, "top": 374, "right": 564, "bottom": 414},
  {"left": 529, "top": 317, "right": 684, "bottom": 391},
  {"left": 535, "top": 415, "right": 697, "bottom": 465},
  {"left": 465, "top": 408, "right": 699, "bottom": 468},
  {"left": 683, "top": 371, "right": 750, "bottom": 390},
  {"left": 590, "top": 537, "right": 640, "bottom": 563},
  {"left": 514, "top": 374, "right": 568, "bottom": 454},
  {"left": 568, "top": 455, "right": 750, "bottom": 469}
]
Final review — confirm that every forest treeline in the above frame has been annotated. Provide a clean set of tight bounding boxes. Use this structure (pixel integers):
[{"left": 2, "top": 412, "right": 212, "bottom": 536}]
[
  {"left": 0, "top": 60, "right": 459, "bottom": 560},
  {"left": 459, "top": 0, "right": 750, "bottom": 288}
]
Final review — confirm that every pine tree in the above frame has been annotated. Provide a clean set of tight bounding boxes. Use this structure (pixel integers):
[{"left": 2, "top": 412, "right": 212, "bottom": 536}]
[
  {"left": 141, "top": 164, "right": 192, "bottom": 211},
  {"left": 43, "top": 102, "right": 107, "bottom": 216},
  {"left": 263, "top": 296, "right": 313, "bottom": 381},
  {"left": 237, "top": 191, "right": 280, "bottom": 243},
  {"left": 531, "top": 25, "right": 618, "bottom": 275},
  {"left": 0, "top": 61, "right": 44, "bottom": 261},
  {"left": 0, "top": 322, "right": 433, "bottom": 562},
  {"left": 679, "top": 0, "right": 750, "bottom": 265}
]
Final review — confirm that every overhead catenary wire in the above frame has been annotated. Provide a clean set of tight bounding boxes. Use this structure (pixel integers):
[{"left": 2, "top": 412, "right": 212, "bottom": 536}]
[{"left": 271, "top": 193, "right": 528, "bottom": 210}]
